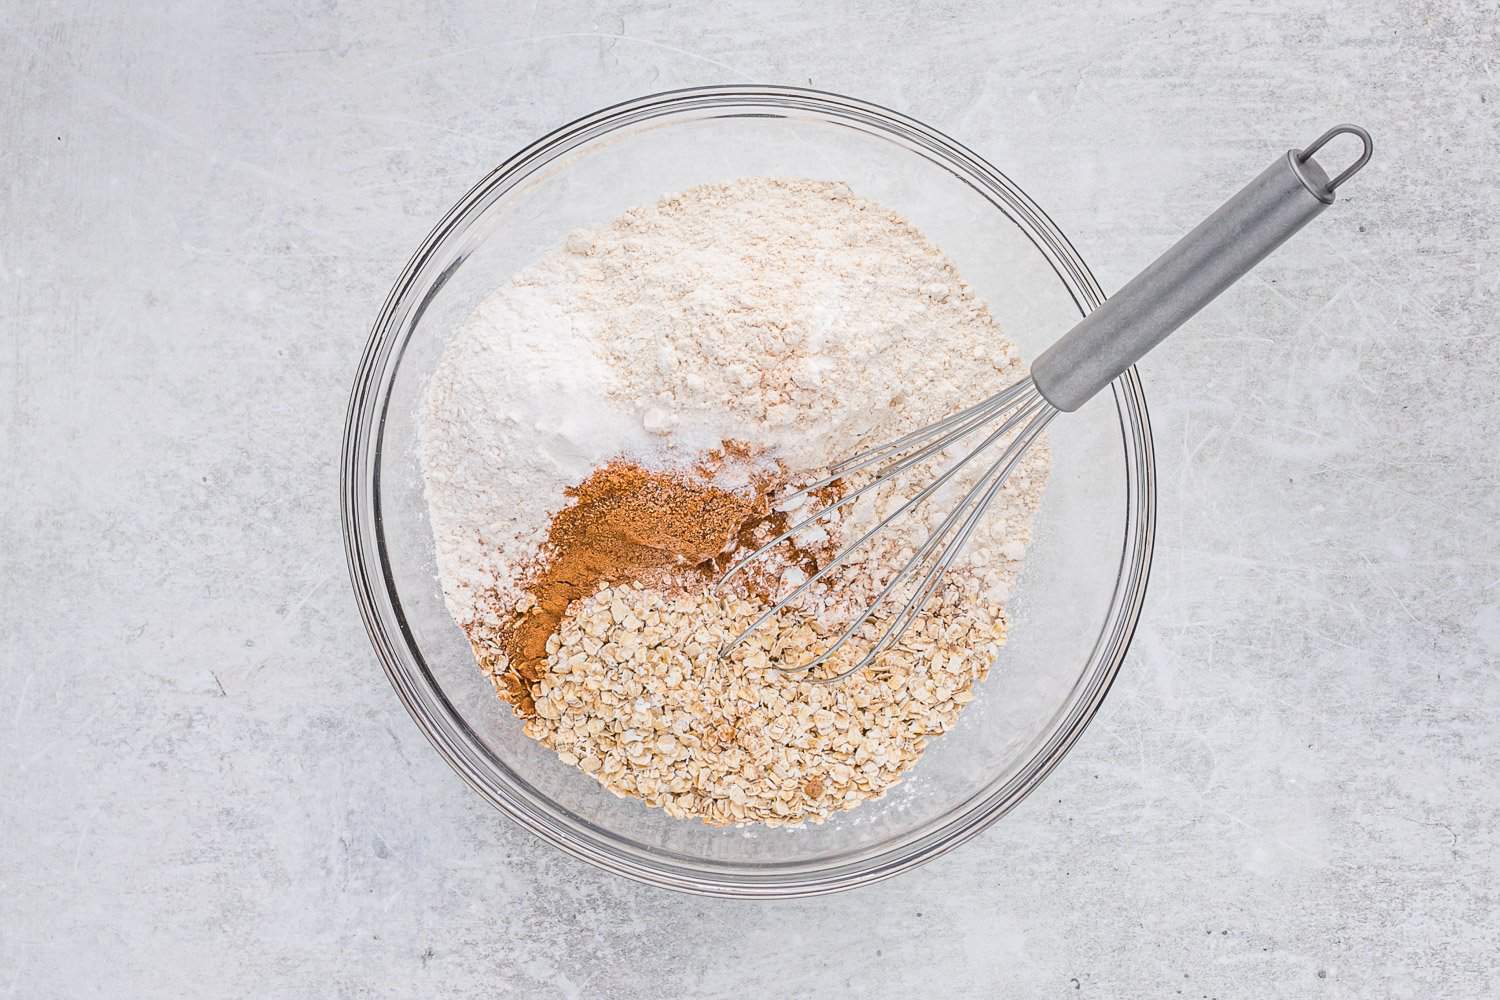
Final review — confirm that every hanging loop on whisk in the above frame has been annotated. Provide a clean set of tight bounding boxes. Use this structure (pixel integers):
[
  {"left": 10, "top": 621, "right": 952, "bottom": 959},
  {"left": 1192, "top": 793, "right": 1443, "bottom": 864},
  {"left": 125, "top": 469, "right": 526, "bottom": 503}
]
[{"left": 1297, "top": 124, "right": 1374, "bottom": 195}]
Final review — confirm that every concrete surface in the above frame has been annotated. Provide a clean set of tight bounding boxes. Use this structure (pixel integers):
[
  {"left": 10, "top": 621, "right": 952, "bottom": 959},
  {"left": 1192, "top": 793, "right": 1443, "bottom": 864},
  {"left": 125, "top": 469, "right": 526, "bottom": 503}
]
[{"left": 3, "top": 1, "right": 1498, "bottom": 997}]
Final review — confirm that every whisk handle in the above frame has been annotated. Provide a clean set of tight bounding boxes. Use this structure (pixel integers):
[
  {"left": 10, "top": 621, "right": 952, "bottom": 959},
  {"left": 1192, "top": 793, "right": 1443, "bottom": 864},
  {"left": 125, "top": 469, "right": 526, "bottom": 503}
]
[{"left": 1031, "top": 124, "right": 1373, "bottom": 412}]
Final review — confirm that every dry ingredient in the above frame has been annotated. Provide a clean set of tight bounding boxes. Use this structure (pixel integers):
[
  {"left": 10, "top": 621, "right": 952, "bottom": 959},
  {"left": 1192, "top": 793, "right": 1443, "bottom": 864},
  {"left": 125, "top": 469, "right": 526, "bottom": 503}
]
[
  {"left": 465, "top": 447, "right": 817, "bottom": 715},
  {"left": 421, "top": 177, "right": 1050, "bottom": 826},
  {"left": 517, "top": 581, "right": 1006, "bottom": 826}
]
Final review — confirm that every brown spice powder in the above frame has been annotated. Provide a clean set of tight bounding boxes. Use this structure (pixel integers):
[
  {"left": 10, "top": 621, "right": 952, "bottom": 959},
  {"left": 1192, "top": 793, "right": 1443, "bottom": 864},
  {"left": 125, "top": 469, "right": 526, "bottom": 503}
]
[
  {"left": 473, "top": 445, "right": 844, "bottom": 718},
  {"left": 482, "top": 454, "right": 782, "bottom": 715}
]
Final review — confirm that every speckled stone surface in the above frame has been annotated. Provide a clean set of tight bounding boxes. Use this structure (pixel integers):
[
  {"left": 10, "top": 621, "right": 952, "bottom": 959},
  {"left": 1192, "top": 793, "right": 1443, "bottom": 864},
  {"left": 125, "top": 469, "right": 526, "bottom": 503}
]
[{"left": 3, "top": 1, "right": 1497, "bottom": 996}]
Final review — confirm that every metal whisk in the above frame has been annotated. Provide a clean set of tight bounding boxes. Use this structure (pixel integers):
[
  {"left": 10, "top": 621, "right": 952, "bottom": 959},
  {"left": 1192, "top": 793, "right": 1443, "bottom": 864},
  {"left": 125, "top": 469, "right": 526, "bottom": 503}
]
[{"left": 720, "top": 124, "right": 1373, "bottom": 681}]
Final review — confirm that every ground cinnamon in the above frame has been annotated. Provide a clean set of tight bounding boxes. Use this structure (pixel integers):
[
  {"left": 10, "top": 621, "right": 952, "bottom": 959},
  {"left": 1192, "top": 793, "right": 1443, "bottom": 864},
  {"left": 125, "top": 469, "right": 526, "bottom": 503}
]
[
  {"left": 472, "top": 452, "right": 766, "bottom": 715},
  {"left": 472, "top": 445, "right": 844, "bottom": 718}
]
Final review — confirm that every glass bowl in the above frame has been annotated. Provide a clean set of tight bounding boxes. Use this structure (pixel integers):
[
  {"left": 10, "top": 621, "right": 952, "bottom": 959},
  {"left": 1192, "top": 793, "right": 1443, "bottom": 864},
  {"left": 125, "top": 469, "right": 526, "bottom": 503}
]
[{"left": 341, "top": 86, "right": 1155, "bottom": 897}]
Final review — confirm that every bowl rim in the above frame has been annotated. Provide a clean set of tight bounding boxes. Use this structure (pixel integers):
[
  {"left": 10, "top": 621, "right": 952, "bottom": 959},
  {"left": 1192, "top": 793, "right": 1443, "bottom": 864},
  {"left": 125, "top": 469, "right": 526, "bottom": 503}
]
[{"left": 340, "top": 84, "right": 1156, "bottom": 898}]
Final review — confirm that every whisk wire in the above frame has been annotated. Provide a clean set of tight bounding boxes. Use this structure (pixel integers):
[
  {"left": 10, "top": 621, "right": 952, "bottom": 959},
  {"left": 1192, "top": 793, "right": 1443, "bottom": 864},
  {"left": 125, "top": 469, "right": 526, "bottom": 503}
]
[
  {"left": 783, "top": 441, "right": 1020, "bottom": 674},
  {"left": 718, "top": 389, "right": 1044, "bottom": 657},
  {"left": 716, "top": 405, "right": 999, "bottom": 590},
  {"left": 717, "top": 382, "right": 1041, "bottom": 591},
  {"left": 781, "top": 379, "right": 1037, "bottom": 503},
  {"left": 717, "top": 376, "right": 1058, "bottom": 678},
  {"left": 809, "top": 405, "right": 1057, "bottom": 683}
]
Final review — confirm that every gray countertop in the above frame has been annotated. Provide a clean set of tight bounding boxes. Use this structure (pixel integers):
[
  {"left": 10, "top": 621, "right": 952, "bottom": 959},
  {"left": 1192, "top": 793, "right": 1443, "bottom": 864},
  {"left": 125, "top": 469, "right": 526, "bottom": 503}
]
[{"left": 4, "top": 1, "right": 1497, "bottom": 996}]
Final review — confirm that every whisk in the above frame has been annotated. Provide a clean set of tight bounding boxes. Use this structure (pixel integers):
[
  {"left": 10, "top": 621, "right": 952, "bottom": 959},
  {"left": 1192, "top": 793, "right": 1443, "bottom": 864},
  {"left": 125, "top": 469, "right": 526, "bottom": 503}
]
[{"left": 719, "top": 124, "right": 1374, "bottom": 681}]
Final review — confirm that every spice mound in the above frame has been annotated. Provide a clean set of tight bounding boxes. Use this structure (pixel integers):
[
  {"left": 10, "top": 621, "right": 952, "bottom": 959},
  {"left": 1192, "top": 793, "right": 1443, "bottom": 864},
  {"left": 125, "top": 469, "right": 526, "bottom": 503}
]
[
  {"left": 468, "top": 451, "right": 795, "bottom": 716},
  {"left": 420, "top": 177, "right": 1050, "bottom": 826}
]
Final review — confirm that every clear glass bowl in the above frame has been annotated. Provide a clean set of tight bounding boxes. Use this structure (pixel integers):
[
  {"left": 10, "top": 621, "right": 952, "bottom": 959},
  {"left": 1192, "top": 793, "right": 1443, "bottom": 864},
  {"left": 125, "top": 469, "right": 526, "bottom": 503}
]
[{"left": 341, "top": 86, "right": 1155, "bottom": 897}]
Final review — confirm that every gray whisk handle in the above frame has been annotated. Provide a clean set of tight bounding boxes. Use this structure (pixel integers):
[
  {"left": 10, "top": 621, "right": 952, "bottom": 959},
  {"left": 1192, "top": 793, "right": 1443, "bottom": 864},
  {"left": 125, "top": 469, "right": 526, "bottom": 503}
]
[{"left": 1031, "top": 124, "right": 1373, "bottom": 412}]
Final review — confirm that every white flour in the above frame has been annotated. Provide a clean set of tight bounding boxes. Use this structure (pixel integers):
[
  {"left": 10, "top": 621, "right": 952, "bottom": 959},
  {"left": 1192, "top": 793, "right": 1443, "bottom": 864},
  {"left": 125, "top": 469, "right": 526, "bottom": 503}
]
[
  {"left": 419, "top": 281, "right": 646, "bottom": 623},
  {"left": 577, "top": 178, "right": 1022, "bottom": 467},
  {"left": 421, "top": 178, "right": 1043, "bottom": 627}
]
